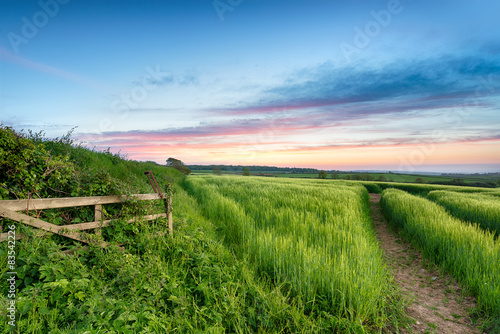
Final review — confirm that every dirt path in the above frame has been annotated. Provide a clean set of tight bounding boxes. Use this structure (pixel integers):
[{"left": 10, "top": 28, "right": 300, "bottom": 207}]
[{"left": 369, "top": 193, "right": 479, "bottom": 334}]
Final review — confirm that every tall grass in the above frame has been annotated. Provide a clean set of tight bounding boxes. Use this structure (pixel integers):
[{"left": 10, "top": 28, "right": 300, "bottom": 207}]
[
  {"left": 186, "top": 175, "right": 400, "bottom": 332},
  {"left": 360, "top": 180, "right": 496, "bottom": 196},
  {"left": 381, "top": 188, "right": 500, "bottom": 317},
  {"left": 428, "top": 190, "right": 500, "bottom": 237}
]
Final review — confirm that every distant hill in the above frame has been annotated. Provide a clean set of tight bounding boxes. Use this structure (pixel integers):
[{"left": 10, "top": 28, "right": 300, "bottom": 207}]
[
  {"left": 442, "top": 172, "right": 500, "bottom": 178},
  {"left": 188, "top": 164, "right": 323, "bottom": 174}
]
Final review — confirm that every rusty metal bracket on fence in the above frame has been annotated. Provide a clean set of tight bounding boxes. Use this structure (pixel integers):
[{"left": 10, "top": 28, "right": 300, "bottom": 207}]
[
  {"left": 144, "top": 171, "right": 164, "bottom": 199},
  {"left": 144, "top": 171, "right": 173, "bottom": 235}
]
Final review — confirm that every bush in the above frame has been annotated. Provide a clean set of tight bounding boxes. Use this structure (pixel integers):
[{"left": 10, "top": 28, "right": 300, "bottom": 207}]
[
  {"left": 166, "top": 157, "right": 191, "bottom": 175},
  {"left": 363, "top": 183, "right": 382, "bottom": 194},
  {"left": 0, "top": 125, "right": 74, "bottom": 200},
  {"left": 377, "top": 175, "right": 387, "bottom": 182},
  {"left": 212, "top": 166, "right": 222, "bottom": 175}
]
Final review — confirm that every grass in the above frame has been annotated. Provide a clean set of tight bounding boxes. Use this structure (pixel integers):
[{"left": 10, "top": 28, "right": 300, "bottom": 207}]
[
  {"left": 359, "top": 180, "right": 496, "bottom": 196},
  {"left": 428, "top": 190, "right": 500, "bottom": 237},
  {"left": 4, "top": 126, "right": 498, "bottom": 332},
  {"left": 275, "top": 172, "right": 499, "bottom": 184},
  {"left": 0, "top": 127, "right": 334, "bottom": 333},
  {"left": 186, "top": 175, "right": 406, "bottom": 332},
  {"left": 192, "top": 169, "right": 500, "bottom": 186},
  {"left": 380, "top": 188, "right": 500, "bottom": 319}
]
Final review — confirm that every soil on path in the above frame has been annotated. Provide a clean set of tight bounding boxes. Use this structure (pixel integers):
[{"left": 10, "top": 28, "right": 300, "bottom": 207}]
[{"left": 369, "top": 193, "right": 479, "bottom": 334}]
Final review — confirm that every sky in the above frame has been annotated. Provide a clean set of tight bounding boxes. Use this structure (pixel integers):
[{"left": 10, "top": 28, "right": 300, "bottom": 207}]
[{"left": 1, "top": 0, "right": 499, "bottom": 173}]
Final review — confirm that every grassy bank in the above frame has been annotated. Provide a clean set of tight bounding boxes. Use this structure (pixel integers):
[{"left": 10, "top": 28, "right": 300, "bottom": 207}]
[{"left": 0, "top": 126, "right": 322, "bottom": 332}]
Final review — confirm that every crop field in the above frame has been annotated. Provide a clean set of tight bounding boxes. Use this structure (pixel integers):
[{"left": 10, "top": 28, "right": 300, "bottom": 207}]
[
  {"left": 427, "top": 190, "right": 500, "bottom": 237},
  {"left": 359, "top": 180, "right": 497, "bottom": 195},
  {"left": 275, "top": 172, "right": 461, "bottom": 183},
  {"left": 381, "top": 189, "right": 500, "bottom": 318},
  {"left": 186, "top": 175, "right": 399, "bottom": 332},
  {"left": 193, "top": 169, "right": 500, "bottom": 185}
]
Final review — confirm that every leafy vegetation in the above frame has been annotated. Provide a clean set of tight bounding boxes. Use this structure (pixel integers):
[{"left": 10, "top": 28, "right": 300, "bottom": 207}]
[
  {"left": 2, "top": 199, "right": 324, "bottom": 332},
  {"left": 3, "top": 125, "right": 498, "bottom": 332},
  {"left": 381, "top": 188, "right": 500, "bottom": 320},
  {"left": 0, "top": 126, "right": 75, "bottom": 200},
  {"left": 428, "top": 190, "right": 500, "bottom": 237},
  {"left": 1, "top": 126, "right": 324, "bottom": 333},
  {"left": 318, "top": 170, "right": 327, "bottom": 179},
  {"left": 189, "top": 164, "right": 321, "bottom": 174},
  {"left": 166, "top": 157, "right": 191, "bottom": 176},
  {"left": 212, "top": 166, "right": 222, "bottom": 175}
]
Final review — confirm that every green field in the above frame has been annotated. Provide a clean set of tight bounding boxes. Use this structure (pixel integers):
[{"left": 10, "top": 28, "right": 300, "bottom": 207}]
[
  {"left": 186, "top": 175, "right": 399, "bottom": 332},
  {"left": 427, "top": 190, "right": 500, "bottom": 237},
  {"left": 192, "top": 169, "right": 500, "bottom": 187},
  {"left": 2, "top": 126, "right": 499, "bottom": 332},
  {"left": 381, "top": 189, "right": 500, "bottom": 317}
]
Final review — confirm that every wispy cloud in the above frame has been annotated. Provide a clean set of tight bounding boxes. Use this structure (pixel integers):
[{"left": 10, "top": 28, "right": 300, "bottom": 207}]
[
  {"left": 0, "top": 48, "right": 107, "bottom": 91},
  {"left": 77, "top": 42, "right": 500, "bottom": 169},
  {"left": 210, "top": 48, "right": 500, "bottom": 118},
  {"left": 140, "top": 70, "right": 200, "bottom": 87}
]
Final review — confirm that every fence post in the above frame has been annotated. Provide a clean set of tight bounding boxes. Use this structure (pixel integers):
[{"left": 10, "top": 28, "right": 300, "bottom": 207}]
[
  {"left": 95, "top": 204, "right": 102, "bottom": 236},
  {"left": 168, "top": 192, "right": 173, "bottom": 235},
  {"left": 165, "top": 184, "right": 174, "bottom": 236}
]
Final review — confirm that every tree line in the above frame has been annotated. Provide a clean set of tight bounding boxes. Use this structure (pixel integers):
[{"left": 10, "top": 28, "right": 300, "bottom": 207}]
[{"left": 188, "top": 164, "right": 323, "bottom": 173}]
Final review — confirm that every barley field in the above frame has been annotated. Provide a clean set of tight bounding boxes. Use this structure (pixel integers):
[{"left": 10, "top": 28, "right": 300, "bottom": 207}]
[
  {"left": 381, "top": 188, "right": 500, "bottom": 317},
  {"left": 428, "top": 190, "right": 500, "bottom": 237},
  {"left": 186, "top": 175, "right": 398, "bottom": 332}
]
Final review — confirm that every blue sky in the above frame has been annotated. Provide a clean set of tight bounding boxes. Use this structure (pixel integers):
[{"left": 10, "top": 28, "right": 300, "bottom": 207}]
[{"left": 1, "top": 0, "right": 499, "bottom": 172}]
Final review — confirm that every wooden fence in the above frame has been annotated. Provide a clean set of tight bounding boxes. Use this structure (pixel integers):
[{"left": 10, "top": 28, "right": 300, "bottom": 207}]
[{"left": 0, "top": 193, "right": 173, "bottom": 248}]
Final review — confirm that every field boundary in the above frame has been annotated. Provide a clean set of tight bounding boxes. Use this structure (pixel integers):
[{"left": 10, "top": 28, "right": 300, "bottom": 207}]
[{"left": 0, "top": 192, "right": 173, "bottom": 247}]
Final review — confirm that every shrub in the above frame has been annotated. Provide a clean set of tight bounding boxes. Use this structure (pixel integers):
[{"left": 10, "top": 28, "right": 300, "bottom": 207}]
[{"left": 0, "top": 125, "right": 74, "bottom": 199}]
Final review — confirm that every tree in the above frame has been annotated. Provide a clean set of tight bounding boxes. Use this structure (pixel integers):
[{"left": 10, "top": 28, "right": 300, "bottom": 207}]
[
  {"left": 166, "top": 157, "right": 191, "bottom": 175},
  {"left": 331, "top": 173, "right": 339, "bottom": 179},
  {"left": 243, "top": 168, "right": 250, "bottom": 176},
  {"left": 318, "top": 171, "right": 327, "bottom": 179},
  {"left": 377, "top": 175, "right": 387, "bottom": 182},
  {"left": 450, "top": 178, "right": 465, "bottom": 186},
  {"left": 353, "top": 174, "right": 362, "bottom": 180},
  {"left": 414, "top": 177, "right": 424, "bottom": 184},
  {"left": 363, "top": 174, "right": 375, "bottom": 181},
  {"left": 344, "top": 175, "right": 351, "bottom": 180},
  {"left": 212, "top": 166, "right": 222, "bottom": 175}
]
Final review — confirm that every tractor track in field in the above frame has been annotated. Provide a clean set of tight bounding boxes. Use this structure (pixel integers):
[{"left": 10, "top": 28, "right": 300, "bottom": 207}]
[{"left": 369, "top": 193, "right": 480, "bottom": 334}]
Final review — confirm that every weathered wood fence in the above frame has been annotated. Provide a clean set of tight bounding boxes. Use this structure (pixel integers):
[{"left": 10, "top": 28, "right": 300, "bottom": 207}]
[{"left": 0, "top": 193, "right": 173, "bottom": 247}]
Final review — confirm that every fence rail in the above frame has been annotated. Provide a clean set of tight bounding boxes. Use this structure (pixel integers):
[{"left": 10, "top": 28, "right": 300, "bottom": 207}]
[{"left": 0, "top": 193, "right": 172, "bottom": 247}]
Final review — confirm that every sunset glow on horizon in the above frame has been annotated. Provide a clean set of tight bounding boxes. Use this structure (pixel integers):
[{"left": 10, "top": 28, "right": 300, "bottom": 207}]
[{"left": 1, "top": 0, "right": 499, "bottom": 173}]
